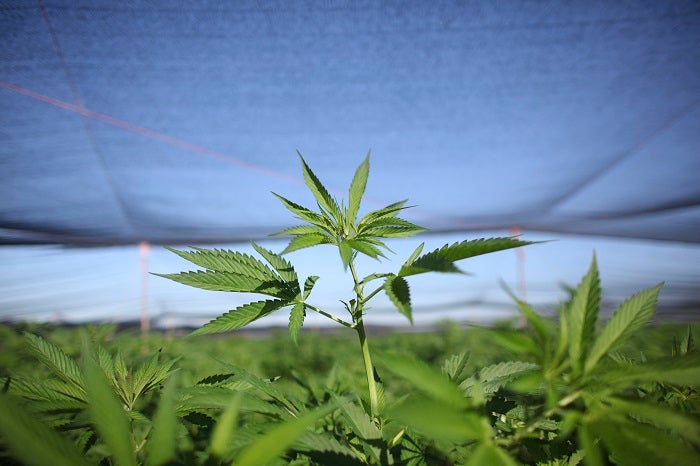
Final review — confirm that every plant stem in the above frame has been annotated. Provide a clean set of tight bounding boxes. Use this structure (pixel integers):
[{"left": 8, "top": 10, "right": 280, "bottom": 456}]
[
  {"left": 356, "top": 316, "right": 380, "bottom": 420},
  {"left": 305, "top": 304, "right": 354, "bottom": 328},
  {"left": 363, "top": 283, "right": 385, "bottom": 303},
  {"left": 349, "top": 260, "right": 380, "bottom": 421}
]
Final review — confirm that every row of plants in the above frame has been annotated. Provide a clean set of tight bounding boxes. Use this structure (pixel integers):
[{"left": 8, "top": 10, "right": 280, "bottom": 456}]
[{"left": 1, "top": 154, "right": 699, "bottom": 465}]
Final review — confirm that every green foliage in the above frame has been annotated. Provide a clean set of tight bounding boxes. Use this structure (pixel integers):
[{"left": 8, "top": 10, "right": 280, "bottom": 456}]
[
  {"left": 384, "top": 275, "right": 412, "bottom": 324},
  {"left": 566, "top": 255, "right": 601, "bottom": 375},
  {"left": 398, "top": 237, "right": 534, "bottom": 277},
  {"left": 270, "top": 153, "right": 426, "bottom": 269},
  {"left": 145, "top": 374, "right": 178, "bottom": 466},
  {"left": 460, "top": 361, "right": 539, "bottom": 396},
  {"left": 478, "top": 254, "right": 700, "bottom": 466},
  {"left": 83, "top": 339, "right": 137, "bottom": 466},
  {"left": 0, "top": 319, "right": 698, "bottom": 465},
  {"left": 584, "top": 283, "right": 663, "bottom": 373},
  {"left": 158, "top": 152, "right": 531, "bottom": 424}
]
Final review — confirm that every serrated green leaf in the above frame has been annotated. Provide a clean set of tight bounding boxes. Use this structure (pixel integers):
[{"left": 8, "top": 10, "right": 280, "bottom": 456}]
[
  {"left": 442, "top": 352, "right": 471, "bottom": 381},
  {"left": 347, "top": 151, "right": 370, "bottom": 225},
  {"left": 598, "top": 354, "right": 700, "bottom": 387},
  {"left": 196, "top": 373, "right": 237, "bottom": 386},
  {"left": 567, "top": 255, "right": 601, "bottom": 373},
  {"left": 271, "top": 192, "right": 337, "bottom": 233},
  {"left": 114, "top": 350, "right": 128, "bottom": 382},
  {"left": 294, "top": 431, "right": 360, "bottom": 460},
  {"left": 235, "top": 403, "right": 335, "bottom": 466},
  {"left": 250, "top": 241, "right": 298, "bottom": 283},
  {"left": 0, "top": 394, "right": 91, "bottom": 466},
  {"left": 94, "top": 344, "right": 115, "bottom": 381},
  {"left": 204, "top": 360, "right": 302, "bottom": 417},
  {"left": 176, "top": 388, "right": 280, "bottom": 416},
  {"left": 399, "top": 254, "right": 463, "bottom": 276},
  {"left": 24, "top": 333, "right": 83, "bottom": 388},
  {"left": 1, "top": 376, "right": 85, "bottom": 403},
  {"left": 384, "top": 275, "right": 412, "bottom": 324},
  {"left": 555, "top": 303, "right": 571, "bottom": 365},
  {"left": 43, "top": 378, "right": 89, "bottom": 402},
  {"left": 434, "top": 237, "right": 534, "bottom": 261},
  {"left": 270, "top": 225, "right": 326, "bottom": 237},
  {"left": 345, "top": 238, "right": 386, "bottom": 259},
  {"left": 584, "top": 283, "right": 663, "bottom": 374},
  {"left": 388, "top": 397, "right": 491, "bottom": 442},
  {"left": 358, "top": 235, "right": 392, "bottom": 253},
  {"left": 230, "top": 366, "right": 301, "bottom": 415},
  {"left": 289, "top": 303, "right": 306, "bottom": 344},
  {"left": 358, "top": 215, "right": 425, "bottom": 235},
  {"left": 339, "top": 241, "right": 353, "bottom": 270},
  {"left": 83, "top": 340, "right": 137, "bottom": 466},
  {"left": 361, "top": 215, "right": 422, "bottom": 229},
  {"left": 146, "top": 375, "right": 178, "bottom": 466},
  {"left": 358, "top": 200, "right": 409, "bottom": 226},
  {"left": 360, "top": 224, "right": 427, "bottom": 238},
  {"left": 191, "top": 300, "right": 289, "bottom": 336},
  {"left": 297, "top": 152, "right": 342, "bottom": 218},
  {"left": 333, "top": 395, "right": 382, "bottom": 441},
  {"left": 29, "top": 398, "right": 87, "bottom": 412},
  {"left": 154, "top": 271, "right": 292, "bottom": 298},
  {"left": 331, "top": 396, "right": 383, "bottom": 463},
  {"left": 399, "top": 237, "right": 534, "bottom": 277},
  {"left": 281, "top": 233, "right": 334, "bottom": 255},
  {"left": 402, "top": 242, "right": 424, "bottom": 268},
  {"left": 131, "top": 351, "right": 177, "bottom": 406},
  {"left": 380, "top": 353, "right": 469, "bottom": 409},
  {"left": 166, "top": 247, "right": 279, "bottom": 282},
  {"left": 460, "top": 361, "right": 539, "bottom": 395},
  {"left": 302, "top": 275, "right": 319, "bottom": 300}
]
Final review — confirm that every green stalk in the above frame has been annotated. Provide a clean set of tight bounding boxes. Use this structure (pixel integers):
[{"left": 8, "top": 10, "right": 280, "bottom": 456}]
[
  {"left": 305, "top": 304, "right": 354, "bottom": 328},
  {"left": 355, "top": 316, "right": 379, "bottom": 420},
  {"left": 349, "top": 259, "right": 380, "bottom": 421}
]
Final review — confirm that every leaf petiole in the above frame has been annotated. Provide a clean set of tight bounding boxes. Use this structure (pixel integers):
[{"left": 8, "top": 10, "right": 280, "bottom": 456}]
[{"left": 304, "top": 304, "right": 354, "bottom": 328}]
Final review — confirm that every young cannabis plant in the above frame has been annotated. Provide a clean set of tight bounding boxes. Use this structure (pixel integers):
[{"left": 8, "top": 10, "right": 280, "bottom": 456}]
[
  {"left": 469, "top": 255, "right": 700, "bottom": 465},
  {"left": 156, "top": 152, "right": 533, "bottom": 420},
  {"left": 375, "top": 256, "right": 700, "bottom": 465}
]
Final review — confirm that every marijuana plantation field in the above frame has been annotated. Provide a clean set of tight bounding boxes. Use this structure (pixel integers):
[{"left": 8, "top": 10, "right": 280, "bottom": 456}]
[{"left": 0, "top": 319, "right": 698, "bottom": 466}]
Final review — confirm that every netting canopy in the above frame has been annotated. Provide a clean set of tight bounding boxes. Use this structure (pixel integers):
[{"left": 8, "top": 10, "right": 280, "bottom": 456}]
[
  {"left": 2, "top": 0, "right": 699, "bottom": 246},
  {"left": 1, "top": 1, "right": 699, "bottom": 325}
]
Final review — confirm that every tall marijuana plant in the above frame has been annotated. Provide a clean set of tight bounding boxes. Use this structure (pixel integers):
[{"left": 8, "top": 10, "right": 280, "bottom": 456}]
[{"left": 156, "top": 152, "right": 533, "bottom": 420}]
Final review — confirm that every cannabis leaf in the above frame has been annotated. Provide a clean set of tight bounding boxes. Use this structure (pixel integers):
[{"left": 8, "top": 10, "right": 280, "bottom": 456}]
[
  {"left": 157, "top": 152, "right": 536, "bottom": 427},
  {"left": 0, "top": 393, "right": 91, "bottom": 466},
  {"left": 584, "top": 283, "right": 663, "bottom": 373},
  {"left": 384, "top": 275, "right": 412, "bottom": 323},
  {"left": 158, "top": 242, "right": 319, "bottom": 340},
  {"left": 191, "top": 299, "right": 288, "bottom": 336},
  {"left": 460, "top": 361, "right": 540, "bottom": 396},
  {"left": 272, "top": 152, "right": 426, "bottom": 269},
  {"left": 566, "top": 254, "right": 601, "bottom": 374},
  {"left": 399, "top": 237, "right": 536, "bottom": 277}
]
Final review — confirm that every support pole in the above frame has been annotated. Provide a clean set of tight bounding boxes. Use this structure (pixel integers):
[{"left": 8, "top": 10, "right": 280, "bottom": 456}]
[
  {"left": 139, "top": 241, "right": 150, "bottom": 353},
  {"left": 510, "top": 227, "right": 527, "bottom": 301}
]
